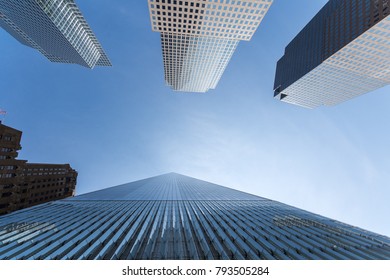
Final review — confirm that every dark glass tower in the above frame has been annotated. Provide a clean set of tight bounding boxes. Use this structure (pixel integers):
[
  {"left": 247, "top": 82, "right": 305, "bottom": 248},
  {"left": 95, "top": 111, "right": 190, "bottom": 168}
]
[
  {"left": 0, "top": 173, "right": 389, "bottom": 260},
  {"left": 274, "top": 0, "right": 390, "bottom": 108}
]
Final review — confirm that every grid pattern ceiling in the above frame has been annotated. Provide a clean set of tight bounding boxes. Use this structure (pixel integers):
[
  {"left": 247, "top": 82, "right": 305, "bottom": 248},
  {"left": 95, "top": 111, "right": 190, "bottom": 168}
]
[{"left": 149, "top": 0, "right": 273, "bottom": 41}]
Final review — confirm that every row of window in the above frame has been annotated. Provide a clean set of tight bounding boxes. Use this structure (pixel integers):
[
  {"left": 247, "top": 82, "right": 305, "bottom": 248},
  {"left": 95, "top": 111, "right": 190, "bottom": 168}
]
[
  {"left": 0, "top": 135, "right": 13, "bottom": 141},
  {"left": 0, "top": 166, "right": 15, "bottom": 170},
  {"left": 0, "top": 174, "right": 15, "bottom": 179}
]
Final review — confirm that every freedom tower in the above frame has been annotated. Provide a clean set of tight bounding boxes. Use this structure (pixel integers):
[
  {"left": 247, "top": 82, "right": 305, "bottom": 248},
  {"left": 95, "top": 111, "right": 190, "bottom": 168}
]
[{"left": 0, "top": 173, "right": 389, "bottom": 260}]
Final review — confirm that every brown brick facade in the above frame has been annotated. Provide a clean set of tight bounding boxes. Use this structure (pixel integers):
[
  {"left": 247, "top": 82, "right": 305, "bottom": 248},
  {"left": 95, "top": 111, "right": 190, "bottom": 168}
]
[{"left": 0, "top": 122, "right": 77, "bottom": 215}]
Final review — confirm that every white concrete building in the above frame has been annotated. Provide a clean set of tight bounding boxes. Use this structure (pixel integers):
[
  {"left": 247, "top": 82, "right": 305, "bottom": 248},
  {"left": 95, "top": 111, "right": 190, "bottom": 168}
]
[{"left": 148, "top": 0, "right": 273, "bottom": 92}]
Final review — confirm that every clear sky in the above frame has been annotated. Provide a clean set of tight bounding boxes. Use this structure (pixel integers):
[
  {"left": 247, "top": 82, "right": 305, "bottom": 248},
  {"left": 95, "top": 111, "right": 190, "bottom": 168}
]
[{"left": 1, "top": 0, "right": 389, "bottom": 236}]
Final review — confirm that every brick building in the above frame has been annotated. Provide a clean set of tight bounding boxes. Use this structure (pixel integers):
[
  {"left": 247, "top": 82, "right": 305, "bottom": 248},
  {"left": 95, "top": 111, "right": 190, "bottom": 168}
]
[{"left": 0, "top": 122, "right": 77, "bottom": 215}]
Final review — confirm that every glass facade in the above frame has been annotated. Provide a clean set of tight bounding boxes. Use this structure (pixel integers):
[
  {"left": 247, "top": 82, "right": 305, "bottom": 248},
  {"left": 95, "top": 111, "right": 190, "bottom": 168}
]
[
  {"left": 161, "top": 33, "right": 239, "bottom": 92},
  {"left": 274, "top": 0, "right": 390, "bottom": 108},
  {"left": 148, "top": 0, "right": 273, "bottom": 92},
  {"left": 0, "top": 0, "right": 111, "bottom": 68},
  {"left": 0, "top": 173, "right": 389, "bottom": 260}
]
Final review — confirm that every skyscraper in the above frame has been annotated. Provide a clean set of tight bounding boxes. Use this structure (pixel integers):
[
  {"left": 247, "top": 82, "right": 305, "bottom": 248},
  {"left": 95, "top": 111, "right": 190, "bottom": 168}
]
[
  {"left": 148, "top": 0, "right": 273, "bottom": 92},
  {"left": 0, "top": 122, "right": 77, "bottom": 215},
  {"left": 274, "top": 0, "right": 390, "bottom": 108},
  {"left": 0, "top": 0, "right": 111, "bottom": 68},
  {"left": 0, "top": 172, "right": 389, "bottom": 260}
]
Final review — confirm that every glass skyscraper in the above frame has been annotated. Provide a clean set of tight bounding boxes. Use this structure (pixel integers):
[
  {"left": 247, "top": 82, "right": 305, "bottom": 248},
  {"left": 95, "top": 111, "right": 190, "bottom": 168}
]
[
  {"left": 148, "top": 0, "right": 273, "bottom": 92},
  {"left": 274, "top": 0, "right": 390, "bottom": 108},
  {"left": 0, "top": 173, "right": 389, "bottom": 260},
  {"left": 0, "top": 0, "right": 111, "bottom": 68}
]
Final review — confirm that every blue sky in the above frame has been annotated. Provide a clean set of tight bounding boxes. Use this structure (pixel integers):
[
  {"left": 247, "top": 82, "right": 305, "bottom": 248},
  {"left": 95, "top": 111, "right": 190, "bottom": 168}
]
[{"left": 1, "top": 0, "right": 390, "bottom": 236}]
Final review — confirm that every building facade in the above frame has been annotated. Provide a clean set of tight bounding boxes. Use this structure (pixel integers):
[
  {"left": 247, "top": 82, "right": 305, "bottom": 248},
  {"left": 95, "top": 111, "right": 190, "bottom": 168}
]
[
  {"left": 0, "top": 172, "right": 389, "bottom": 260},
  {"left": 274, "top": 0, "right": 390, "bottom": 108},
  {"left": 0, "top": 0, "right": 111, "bottom": 68},
  {"left": 0, "top": 122, "right": 77, "bottom": 215},
  {"left": 148, "top": 0, "right": 273, "bottom": 92}
]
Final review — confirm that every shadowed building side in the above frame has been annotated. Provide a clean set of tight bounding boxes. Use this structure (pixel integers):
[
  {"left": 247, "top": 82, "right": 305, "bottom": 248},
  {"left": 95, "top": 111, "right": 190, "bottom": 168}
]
[{"left": 274, "top": 0, "right": 390, "bottom": 108}]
